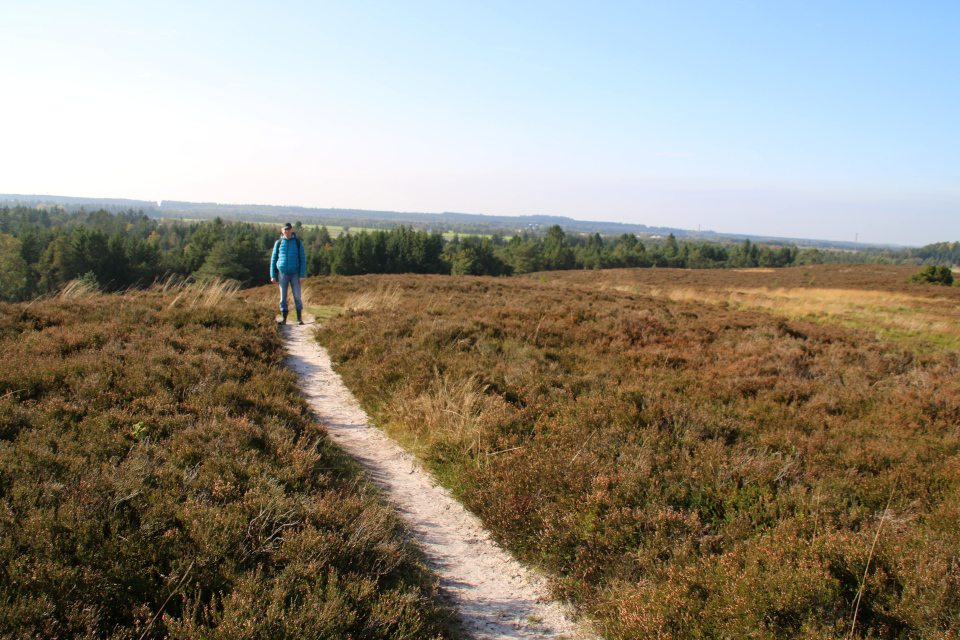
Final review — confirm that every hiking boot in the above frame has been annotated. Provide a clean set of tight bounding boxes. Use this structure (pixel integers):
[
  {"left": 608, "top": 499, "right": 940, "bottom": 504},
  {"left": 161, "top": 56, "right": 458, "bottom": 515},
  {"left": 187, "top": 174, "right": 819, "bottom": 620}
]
[
  {"left": 297, "top": 310, "right": 304, "bottom": 325},
  {"left": 281, "top": 310, "right": 288, "bottom": 325}
]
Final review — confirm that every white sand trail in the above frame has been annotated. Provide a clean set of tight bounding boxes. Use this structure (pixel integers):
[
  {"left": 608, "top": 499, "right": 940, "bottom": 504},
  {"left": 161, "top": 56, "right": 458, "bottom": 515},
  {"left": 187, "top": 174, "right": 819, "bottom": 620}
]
[{"left": 281, "top": 319, "right": 597, "bottom": 640}]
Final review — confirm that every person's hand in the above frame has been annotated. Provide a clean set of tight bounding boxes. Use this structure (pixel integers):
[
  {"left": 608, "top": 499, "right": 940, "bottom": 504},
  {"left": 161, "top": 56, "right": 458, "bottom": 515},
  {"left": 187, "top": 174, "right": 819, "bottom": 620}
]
[
  {"left": 271, "top": 277, "right": 277, "bottom": 284},
  {"left": 298, "top": 278, "right": 305, "bottom": 284}
]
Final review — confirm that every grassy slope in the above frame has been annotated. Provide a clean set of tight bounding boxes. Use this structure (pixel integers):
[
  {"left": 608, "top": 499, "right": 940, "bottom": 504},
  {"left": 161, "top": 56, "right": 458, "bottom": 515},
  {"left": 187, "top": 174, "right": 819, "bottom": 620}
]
[
  {"left": 554, "top": 264, "right": 960, "bottom": 351},
  {"left": 0, "top": 288, "right": 453, "bottom": 639},
  {"left": 310, "top": 265, "right": 960, "bottom": 640}
]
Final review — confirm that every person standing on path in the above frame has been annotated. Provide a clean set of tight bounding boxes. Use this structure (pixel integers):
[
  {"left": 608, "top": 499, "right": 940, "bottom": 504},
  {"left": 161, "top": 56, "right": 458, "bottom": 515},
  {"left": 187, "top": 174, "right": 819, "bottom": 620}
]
[{"left": 270, "top": 222, "right": 307, "bottom": 325}]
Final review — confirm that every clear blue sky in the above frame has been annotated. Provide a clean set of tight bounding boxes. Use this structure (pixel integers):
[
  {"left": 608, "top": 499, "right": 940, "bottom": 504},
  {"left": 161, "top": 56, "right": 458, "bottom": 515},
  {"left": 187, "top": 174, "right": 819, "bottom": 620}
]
[{"left": 3, "top": 1, "right": 958, "bottom": 245}]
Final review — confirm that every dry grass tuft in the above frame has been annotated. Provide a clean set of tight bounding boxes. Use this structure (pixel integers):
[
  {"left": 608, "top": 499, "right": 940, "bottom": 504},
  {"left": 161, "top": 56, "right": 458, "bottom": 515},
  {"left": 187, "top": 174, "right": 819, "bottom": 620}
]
[
  {"left": 389, "top": 374, "right": 492, "bottom": 458},
  {"left": 164, "top": 277, "right": 242, "bottom": 310},
  {"left": 57, "top": 278, "right": 102, "bottom": 299},
  {"left": 341, "top": 285, "right": 402, "bottom": 313}
]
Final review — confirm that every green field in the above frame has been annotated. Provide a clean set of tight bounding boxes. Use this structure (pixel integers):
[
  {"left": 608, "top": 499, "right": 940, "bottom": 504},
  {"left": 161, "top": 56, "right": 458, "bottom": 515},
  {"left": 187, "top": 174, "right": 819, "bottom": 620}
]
[{"left": 160, "top": 217, "right": 500, "bottom": 240}]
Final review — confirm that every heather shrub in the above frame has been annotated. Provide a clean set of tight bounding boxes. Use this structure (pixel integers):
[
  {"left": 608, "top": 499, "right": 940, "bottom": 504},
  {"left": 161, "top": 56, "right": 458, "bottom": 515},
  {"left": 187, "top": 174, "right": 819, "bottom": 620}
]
[
  {"left": 310, "top": 270, "right": 960, "bottom": 639},
  {"left": 0, "top": 290, "right": 451, "bottom": 639}
]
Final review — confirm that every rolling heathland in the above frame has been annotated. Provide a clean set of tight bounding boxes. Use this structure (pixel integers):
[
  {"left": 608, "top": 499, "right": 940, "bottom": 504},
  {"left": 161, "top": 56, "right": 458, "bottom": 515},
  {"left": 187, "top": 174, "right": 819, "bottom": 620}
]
[
  {"left": 311, "top": 264, "right": 960, "bottom": 639},
  {"left": 0, "top": 282, "right": 453, "bottom": 639}
]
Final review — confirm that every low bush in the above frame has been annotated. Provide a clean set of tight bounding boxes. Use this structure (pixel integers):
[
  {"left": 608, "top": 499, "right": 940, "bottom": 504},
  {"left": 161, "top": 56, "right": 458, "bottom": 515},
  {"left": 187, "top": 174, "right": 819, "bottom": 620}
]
[
  {"left": 908, "top": 265, "right": 954, "bottom": 286},
  {"left": 0, "top": 288, "right": 452, "bottom": 639}
]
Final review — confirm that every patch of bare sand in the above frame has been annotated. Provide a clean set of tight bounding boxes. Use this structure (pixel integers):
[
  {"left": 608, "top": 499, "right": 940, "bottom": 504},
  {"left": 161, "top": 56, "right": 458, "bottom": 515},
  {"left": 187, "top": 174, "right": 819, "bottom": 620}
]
[{"left": 281, "top": 317, "right": 597, "bottom": 640}]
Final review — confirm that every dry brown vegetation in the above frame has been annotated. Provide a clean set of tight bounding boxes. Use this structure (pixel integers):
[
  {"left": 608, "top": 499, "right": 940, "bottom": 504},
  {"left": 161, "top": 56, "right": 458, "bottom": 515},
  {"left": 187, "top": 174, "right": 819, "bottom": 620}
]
[
  {"left": 580, "top": 264, "right": 960, "bottom": 351},
  {"left": 0, "top": 280, "right": 453, "bottom": 639},
  {"left": 309, "top": 264, "right": 960, "bottom": 639}
]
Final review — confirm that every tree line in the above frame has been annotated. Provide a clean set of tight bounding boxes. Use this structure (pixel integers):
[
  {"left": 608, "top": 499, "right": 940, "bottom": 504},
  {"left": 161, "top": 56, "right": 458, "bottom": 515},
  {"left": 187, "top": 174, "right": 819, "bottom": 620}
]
[{"left": 1, "top": 205, "right": 956, "bottom": 302}]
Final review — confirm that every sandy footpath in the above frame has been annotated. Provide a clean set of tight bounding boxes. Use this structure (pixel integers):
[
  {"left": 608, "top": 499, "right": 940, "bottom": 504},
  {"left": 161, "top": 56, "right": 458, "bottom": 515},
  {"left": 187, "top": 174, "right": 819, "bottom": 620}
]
[{"left": 281, "top": 318, "right": 597, "bottom": 640}]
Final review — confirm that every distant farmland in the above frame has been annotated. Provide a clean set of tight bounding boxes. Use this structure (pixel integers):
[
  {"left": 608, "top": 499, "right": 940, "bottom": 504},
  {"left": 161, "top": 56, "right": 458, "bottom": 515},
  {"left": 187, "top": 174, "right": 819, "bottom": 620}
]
[{"left": 309, "top": 263, "right": 960, "bottom": 639}]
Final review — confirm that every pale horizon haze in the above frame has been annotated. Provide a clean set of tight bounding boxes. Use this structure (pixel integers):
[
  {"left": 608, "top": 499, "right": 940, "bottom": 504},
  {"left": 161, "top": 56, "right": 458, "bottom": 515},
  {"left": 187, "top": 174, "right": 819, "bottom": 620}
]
[{"left": 2, "top": 1, "right": 958, "bottom": 246}]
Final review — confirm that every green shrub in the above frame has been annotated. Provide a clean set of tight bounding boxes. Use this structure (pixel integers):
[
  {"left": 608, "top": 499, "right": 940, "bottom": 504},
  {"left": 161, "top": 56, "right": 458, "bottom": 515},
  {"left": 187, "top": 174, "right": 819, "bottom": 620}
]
[{"left": 908, "top": 265, "right": 954, "bottom": 286}]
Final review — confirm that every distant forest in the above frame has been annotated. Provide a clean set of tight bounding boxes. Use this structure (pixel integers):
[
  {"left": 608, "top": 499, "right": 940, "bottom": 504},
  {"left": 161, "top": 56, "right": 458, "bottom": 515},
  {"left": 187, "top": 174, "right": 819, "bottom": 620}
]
[
  {"left": 0, "top": 194, "right": 909, "bottom": 250},
  {"left": 1, "top": 205, "right": 957, "bottom": 303}
]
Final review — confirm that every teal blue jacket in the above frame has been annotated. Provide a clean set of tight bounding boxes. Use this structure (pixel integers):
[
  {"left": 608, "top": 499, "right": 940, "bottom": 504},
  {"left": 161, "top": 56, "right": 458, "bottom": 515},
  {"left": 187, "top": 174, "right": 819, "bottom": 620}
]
[{"left": 270, "top": 234, "right": 306, "bottom": 279}]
